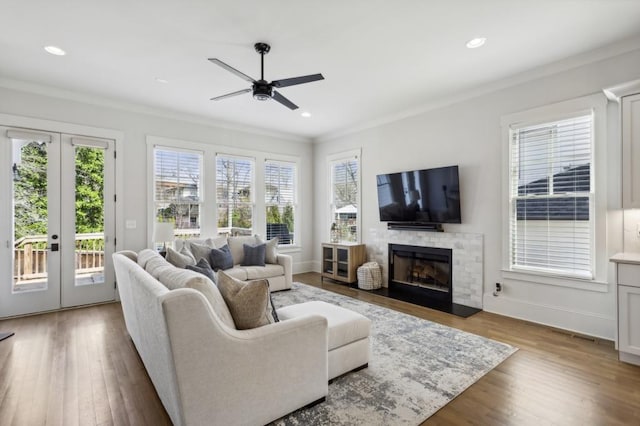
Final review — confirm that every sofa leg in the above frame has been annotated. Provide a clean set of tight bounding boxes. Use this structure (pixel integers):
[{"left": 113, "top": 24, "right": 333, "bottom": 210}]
[
  {"left": 304, "top": 396, "right": 326, "bottom": 409},
  {"left": 329, "top": 363, "right": 369, "bottom": 384}
]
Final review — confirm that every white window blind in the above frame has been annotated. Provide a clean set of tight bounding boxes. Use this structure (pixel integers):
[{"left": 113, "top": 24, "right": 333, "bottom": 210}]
[
  {"left": 509, "top": 113, "right": 593, "bottom": 278},
  {"left": 265, "top": 160, "right": 296, "bottom": 245},
  {"left": 330, "top": 156, "right": 359, "bottom": 242},
  {"left": 154, "top": 147, "right": 203, "bottom": 235},
  {"left": 216, "top": 154, "right": 254, "bottom": 233}
]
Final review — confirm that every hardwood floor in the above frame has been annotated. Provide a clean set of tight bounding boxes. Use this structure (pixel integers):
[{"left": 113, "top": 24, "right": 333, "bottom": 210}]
[{"left": 1, "top": 272, "right": 639, "bottom": 425}]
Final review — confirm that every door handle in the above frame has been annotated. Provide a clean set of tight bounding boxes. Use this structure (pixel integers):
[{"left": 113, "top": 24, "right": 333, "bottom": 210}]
[{"left": 46, "top": 243, "right": 59, "bottom": 252}]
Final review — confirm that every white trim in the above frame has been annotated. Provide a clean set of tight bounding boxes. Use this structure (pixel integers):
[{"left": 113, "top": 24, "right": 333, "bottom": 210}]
[
  {"left": 0, "top": 113, "right": 124, "bottom": 271},
  {"left": 316, "top": 36, "right": 640, "bottom": 143},
  {"left": 146, "top": 134, "right": 303, "bottom": 245},
  {"left": 327, "top": 148, "right": 362, "bottom": 243},
  {"left": 501, "top": 269, "right": 609, "bottom": 292},
  {"left": 483, "top": 293, "right": 615, "bottom": 340},
  {"left": 264, "top": 158, "right": 300, "bottom": 247},
  {"left": 0, "top": 77, "right": 310, "bottom": 143},
  {"left": 501, "top": 93, "right": 608, "bottom": 285}
]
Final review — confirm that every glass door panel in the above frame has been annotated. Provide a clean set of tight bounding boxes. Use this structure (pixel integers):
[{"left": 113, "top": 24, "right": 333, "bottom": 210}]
[
  {"left": 0, "top": 127, "right": 61, "bottom": 317},
  {"left": 61, "top": 136, "right": 115, "bottom": 307}
]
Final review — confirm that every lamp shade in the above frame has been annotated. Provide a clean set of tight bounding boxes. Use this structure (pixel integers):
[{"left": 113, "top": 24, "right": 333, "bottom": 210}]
[{"left": 153, "top": 222, "right": 175, "bottom": 243}]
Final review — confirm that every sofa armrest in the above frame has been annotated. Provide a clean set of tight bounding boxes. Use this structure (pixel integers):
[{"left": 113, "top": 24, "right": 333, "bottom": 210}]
[
  {"left": 162, "top": 289, "right": 328, "bottom": 426},
  {"left": 276, "top": 253, "right": 293, "bottom": 289}
]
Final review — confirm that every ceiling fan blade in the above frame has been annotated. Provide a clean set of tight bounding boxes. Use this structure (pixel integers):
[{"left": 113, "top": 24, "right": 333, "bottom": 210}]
[
  {"left": 210, "top": 88, "right": 251, "bottom": 101},
  {"left": 208, "top": 58, "right": 256, "bottom": 83},
  {"left": 272, "top": 90, "right": 298, "bottom": 110},
  {"left": 272, "top": 73, "right": 324, "bottom": 88}
]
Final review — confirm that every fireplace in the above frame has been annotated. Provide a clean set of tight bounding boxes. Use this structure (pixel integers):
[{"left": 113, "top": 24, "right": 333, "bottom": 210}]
[
  {"left": 380, "top": 243, "right": 479, "bottom": 317},
  {"left": 389, "top": 244, "right": 452, "bottom": 303}
]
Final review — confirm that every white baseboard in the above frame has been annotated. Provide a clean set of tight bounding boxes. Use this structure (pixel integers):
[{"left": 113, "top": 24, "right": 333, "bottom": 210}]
[
  {"left": 483, "top": 293, "right": 616, "bottom": 341},
  {"left": 293, "top": 260, "right": 317, "bottom": 274},
  {"left": 619, "top": 351, "right": 640, "bottom": 366}
]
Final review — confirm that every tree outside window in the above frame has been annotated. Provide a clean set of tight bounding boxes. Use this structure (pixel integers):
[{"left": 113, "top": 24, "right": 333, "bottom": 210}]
[
  {"left": 330, "top": 157, "right": 359, "bottom": 242},
  {"left": 216, "top": 155, "right": 254, "bottom": 234}
]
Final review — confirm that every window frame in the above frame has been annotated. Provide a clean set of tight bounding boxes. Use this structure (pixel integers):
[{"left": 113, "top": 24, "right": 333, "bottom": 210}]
[
  {"left": 264, "top": 158, "right": 298, "bottom": 247},
  {"left": 327, "top": 149, "right": 361, "bottom": 244},
  {"left": 152, "top": 145, "right": 204, "bottom": 240},
  {"left": 215, "top": 153, "right": 256, "bottom": 236},
  {"left": 500, "top": 94, "right": 608, "bottom": 289}
]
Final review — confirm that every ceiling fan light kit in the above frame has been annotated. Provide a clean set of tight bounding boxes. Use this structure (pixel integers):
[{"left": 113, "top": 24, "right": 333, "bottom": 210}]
[{"left": 208, "top": 42, "right": 324, "bottom": 110}]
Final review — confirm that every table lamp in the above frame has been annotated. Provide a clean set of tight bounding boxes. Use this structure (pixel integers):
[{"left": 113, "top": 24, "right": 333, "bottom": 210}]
[{"left": 153, "top": 222, "right": 175, "bottom": 255}]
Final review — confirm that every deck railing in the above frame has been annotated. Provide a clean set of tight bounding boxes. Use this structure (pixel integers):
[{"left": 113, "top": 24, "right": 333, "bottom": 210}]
[{"left": 13, "top": 233, "right": 105, "bottom": 283}]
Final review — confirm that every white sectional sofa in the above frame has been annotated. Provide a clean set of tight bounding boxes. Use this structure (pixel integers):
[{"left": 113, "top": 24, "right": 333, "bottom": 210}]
[{"left": 113, "top": 249, "right": 328, "bottom": 426}]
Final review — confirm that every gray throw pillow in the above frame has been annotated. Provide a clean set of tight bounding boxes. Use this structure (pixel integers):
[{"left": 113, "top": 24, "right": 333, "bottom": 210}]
[
  {"left": 241, "top": 243, "right": 266, "bottom": 266},
  {"left": 217, "top": 271, "right": 278, "bottom": 330},
  {"left": 257, "top": 236, "right": 279, "bottom": 264},
  {"left": 185, "top": 258, "right": 215, "bottom": 282},
  {"left": 189, "top": 241, "right": 214, "bottom": 263},
  {"left": 165, "top": 246, "right": 196, "bottom": 268},
  {"left": 209, "top": 244, "right": 234, "bottom": 271}
]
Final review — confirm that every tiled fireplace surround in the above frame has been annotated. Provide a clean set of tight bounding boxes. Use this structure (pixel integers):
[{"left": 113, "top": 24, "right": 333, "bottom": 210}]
[{"left": 366, "top": 228, "right": 484, "bottom": 309}]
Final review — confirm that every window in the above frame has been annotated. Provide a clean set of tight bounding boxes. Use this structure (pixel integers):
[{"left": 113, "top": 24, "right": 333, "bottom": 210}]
[
  {"left": 508, "top": 113, "right": 593, "bottom": 279},
  {"left": 265, "top": 160, "right": 297, "bottom": 245},
  {"left": 154, "top": 147, "right": 203, "bottom": 238},
  {"left": 330, "top": 154, "right": 359, "bottom": 242},
  {"left": 216, "top": 154, "right": 254, "bottom": 235}
]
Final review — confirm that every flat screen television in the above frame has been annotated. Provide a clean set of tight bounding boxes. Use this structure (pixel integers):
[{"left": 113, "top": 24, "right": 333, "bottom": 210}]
[{"left": 376, "top": 165, "right": 461, "bottom": 225}]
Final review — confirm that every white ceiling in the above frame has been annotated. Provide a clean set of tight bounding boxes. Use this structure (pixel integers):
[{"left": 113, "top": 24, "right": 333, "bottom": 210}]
[{"left": 2, "top": 1, "right": 640, "bottom": 140}]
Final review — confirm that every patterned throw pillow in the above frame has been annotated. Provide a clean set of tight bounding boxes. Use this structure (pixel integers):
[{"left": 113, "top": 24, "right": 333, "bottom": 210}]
[
  {"left": 241, "top": 243, "right": 266, "bottom": 266},
  {"left": 217, "top": 271, "right": 278, "bottom": 330},
  {"left": 209, "top": 244, "right": 234, "bottom": 271},
  {"left": 185, "top": 258, "right": 215, "bottom": 282},
  {"left": 165, "top": 246, "right": 196, "bottom": 268}
]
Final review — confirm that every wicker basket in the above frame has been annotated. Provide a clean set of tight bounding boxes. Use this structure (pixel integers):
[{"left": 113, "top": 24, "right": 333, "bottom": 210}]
[{"left": 357, "top": 262, "right": 382, "bottom": 290}]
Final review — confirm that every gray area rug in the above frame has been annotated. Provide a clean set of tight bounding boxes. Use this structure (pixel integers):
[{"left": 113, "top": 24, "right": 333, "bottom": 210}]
[{"left": 270, "top": 283, "right": 517, "bottom": 425}]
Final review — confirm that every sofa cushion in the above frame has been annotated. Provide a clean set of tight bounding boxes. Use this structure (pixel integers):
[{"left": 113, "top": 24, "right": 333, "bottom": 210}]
[
  {"left": 157, "top": 264, "right": 210, "bottom": 291},
  {"left": 165, "top": 246, "right": 196, "bottom": 268},
  {"left": 145, "top": 254, "right": 174, "bottom": 280},
  {"left": 209, "top": 244, "right": 234, "bottom": 271},
  {"left": 243, "top": 264, "right": 286, "bottom": 280},
  {"left": 138, "top": 248, "right": 160, "bottom": 269},
  {"left": 277, "top": 301, "right": 371, "bottom": 351},
  {"left": 221, "top": 267, "right": 248, "bottom": 281},
  {"left": 242, "top": 243, "right": 266, "bottom": 267},
  {"left": 227, "top": 235, "right": 259, "bottom": 266},
  {"left": 217, "top": 271, "right": 277, "bottom": 330},
  {"left": 186, "top": 258, "right": 215, "bottom": 282}
]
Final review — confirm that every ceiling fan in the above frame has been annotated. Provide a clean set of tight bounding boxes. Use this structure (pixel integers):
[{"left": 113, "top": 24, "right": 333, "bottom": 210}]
[{"left": 208, "top": 42, "right": 324, "bottom": 110}]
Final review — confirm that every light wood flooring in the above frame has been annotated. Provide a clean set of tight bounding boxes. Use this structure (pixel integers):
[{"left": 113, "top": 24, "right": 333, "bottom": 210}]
[{"left": 1, "top": 272, "right": 639, "bottom": 425}]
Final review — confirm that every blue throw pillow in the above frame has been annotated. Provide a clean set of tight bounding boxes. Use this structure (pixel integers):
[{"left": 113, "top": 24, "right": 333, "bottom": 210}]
[
  {"left": 241, "top": 243, "right": 266, "bottom": 266},
  {"left": 185, "top": 258, "right": 215, "bottom": 281},
  {"left": 209, "top": 244, "right": 234, "bottom": 271}
]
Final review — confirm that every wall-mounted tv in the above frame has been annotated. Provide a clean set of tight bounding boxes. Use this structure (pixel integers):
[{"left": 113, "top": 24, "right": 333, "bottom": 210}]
[{"left": 376, "top": 165, "right": 461, "bottom": 225}]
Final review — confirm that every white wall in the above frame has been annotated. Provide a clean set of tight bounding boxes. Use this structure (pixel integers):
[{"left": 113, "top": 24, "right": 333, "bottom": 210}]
[
  {"left": 313, "top": 47, "right": 640, "bottom": 340},
  {"left": 0, "top": 86, "right": 315, "bottom": 271}
]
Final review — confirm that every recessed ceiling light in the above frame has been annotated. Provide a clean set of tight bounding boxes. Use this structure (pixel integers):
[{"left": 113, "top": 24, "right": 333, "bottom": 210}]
[
  {"left": 44, "top": 45, "right": 66, "bottom": 56},
  {"left": 154, "top": 77, "right": 169, "bottom": 84},
  {"left": 465, "top": 37, "right": 486, "bottom": 49},
  {"left": 301, "top": 111, "right": 311, "bottom": 118}
]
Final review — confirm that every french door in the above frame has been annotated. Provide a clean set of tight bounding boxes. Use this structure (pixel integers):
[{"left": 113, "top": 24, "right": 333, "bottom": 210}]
[{"left": 0, "top": 126, "right": 116, "bottom": 317}]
